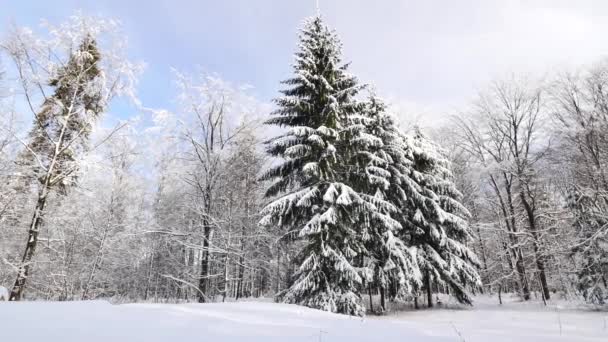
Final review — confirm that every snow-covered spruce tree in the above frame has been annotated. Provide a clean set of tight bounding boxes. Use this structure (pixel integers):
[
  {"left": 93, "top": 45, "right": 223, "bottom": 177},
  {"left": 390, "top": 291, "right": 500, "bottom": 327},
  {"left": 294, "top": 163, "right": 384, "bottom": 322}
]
[
  {"left": 260, "top": 17, "right": 397, "bottom": 316},
  {"left": 9, "top": 36, "right": 105, "bottom": 301},
  {"left": 355, "top": 95, "right": 421, "bottom": 311},
  {"left": 403, "top": 128, "right": 481, "bottom": 306}
]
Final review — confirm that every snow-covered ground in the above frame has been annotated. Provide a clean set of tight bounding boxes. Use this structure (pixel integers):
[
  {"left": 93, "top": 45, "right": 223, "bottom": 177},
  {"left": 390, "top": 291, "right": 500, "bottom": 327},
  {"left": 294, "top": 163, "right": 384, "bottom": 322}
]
[
  {"left": 0, "top": 300, "right": 450, "bottom": 342},
  {"left": 0, "top": 296, "right": 606, "bottom": 341},
  {"left": 378, "top": 295, "right": 608, "bottom": 342}
]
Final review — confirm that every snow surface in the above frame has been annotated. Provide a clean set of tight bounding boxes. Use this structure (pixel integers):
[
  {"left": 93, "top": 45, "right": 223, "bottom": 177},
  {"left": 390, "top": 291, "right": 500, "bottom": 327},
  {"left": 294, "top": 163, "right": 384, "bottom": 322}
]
[
  {"left": 0, "top": 300, "right": 449, "bottom": 342},
  {"left": 0, "top": 297, "right": 606, "bottom": 341},
  {"left": 377, "top": 295, "right": 608, "bottom": 342}
]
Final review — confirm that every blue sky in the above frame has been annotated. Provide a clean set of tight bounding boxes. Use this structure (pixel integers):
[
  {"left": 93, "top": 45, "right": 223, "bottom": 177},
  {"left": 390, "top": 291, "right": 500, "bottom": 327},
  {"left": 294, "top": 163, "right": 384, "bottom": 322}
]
[
  {"left": 2, "top": 0, "right": 608, "bottom": 126},
  {"left": 1, "top": 0, "right": 314, "bottom": 119}
]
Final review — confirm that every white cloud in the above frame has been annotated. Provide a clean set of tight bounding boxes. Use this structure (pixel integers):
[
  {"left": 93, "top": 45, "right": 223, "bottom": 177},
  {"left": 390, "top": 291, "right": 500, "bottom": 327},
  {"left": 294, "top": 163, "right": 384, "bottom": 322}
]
[{"left": 320, "top": 1, "right": 608, "bottom": 125}]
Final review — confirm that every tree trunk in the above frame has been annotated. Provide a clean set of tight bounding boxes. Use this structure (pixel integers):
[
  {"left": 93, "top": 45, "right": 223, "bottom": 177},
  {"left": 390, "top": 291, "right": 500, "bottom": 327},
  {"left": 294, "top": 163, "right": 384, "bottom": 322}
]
[
  {"left": 538, "top": 273, "right": 547, "bottom": 306},
  {"left": 82, "top": 215, "right": 112, "bottom": 300},
  {"left": 532, "top": 234, "right": 550, "bottom": 300},
  {"left": 513, "top": 249, "right": 530, "bottom": 300},
  {"left": 198, "top": 217, "right": 212, "bottom": 303},
  {"left": 368, "top": 285, "right": 374, "bottom": 313},
  {"left": 222, "top": 253, "right": 229, "bottom": 302},
  {"left": 143, "top": 239, "right": 156, "bottom": 301},
  {"left": 10, "top": 188, "right": 48, "bottom": 301},
  {"left": 275, "top": 245, "right": 281, "bottom": 295},
  {"left": 380, "top": 287, "right": 386, "bottom": 312},
  {"left": 236, "top": 225, "right": 246, "bottom": 300},
  {"left": 498, "top": 285, "right": 502, "bottom": 305},
  {"left": 472, "top": 204, "right": 489, "bottom": 292},
  {"left": 520, "top": 190, "right": 550, "bottom": 300},
  {"left": 425, "top": 270, "right": 433, "bottom": 308},
  {"left": 493, "top": 174, "right": 530, "bottom": 300},
  {"left": 505, "top": 182, "right": 530, "bottom": 300},
  {"left": 197, "top": 166, "right": 217, "bottom": 303}
]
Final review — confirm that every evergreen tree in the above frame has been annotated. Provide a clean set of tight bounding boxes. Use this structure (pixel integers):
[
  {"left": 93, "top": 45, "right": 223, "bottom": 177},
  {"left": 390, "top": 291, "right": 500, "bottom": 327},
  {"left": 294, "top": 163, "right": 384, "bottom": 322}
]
[
  {"left": 403, "top": 128, "right": 481, "bottom": 306},
  {"left": 357, "top": 96, "right": 421, "bottom": 311},
  {"left": 20, "top": 35, "right": 103, "bottom": 191},
  {"left": 260, "top": 17, "right": 395, "bottom": 316}
]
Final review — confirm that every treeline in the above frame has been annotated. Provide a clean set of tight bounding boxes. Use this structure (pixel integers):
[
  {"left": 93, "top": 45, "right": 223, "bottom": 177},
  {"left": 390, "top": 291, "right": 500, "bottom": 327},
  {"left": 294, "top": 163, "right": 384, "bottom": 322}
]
[
  {"left": 0, "top": 13, "right": 606, "bottom": 315},
  {"left": 0, "top": 15, "right": 274, "bottom": 303},
  {"left": 447, "top": 67, "right": 608, "bottom": 305}
]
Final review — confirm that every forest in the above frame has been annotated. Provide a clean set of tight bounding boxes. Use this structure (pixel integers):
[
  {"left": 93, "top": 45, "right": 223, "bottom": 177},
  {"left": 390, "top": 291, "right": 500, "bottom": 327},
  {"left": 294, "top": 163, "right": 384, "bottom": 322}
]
[{"left": 1, "top": 11, "right": 607, "bottom": 319}]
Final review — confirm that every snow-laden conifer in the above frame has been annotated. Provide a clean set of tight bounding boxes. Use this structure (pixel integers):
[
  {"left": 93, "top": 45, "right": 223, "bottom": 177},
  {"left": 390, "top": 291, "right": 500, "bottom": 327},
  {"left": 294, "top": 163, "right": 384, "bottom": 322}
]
[
  {"left": 260, "top": 17, "right": 393, "bottom": 316},
  {"left": 355, "top": 96, "right": 421, "bottom": 310},
  {"left": 403, "top": 128, "right": 481, "bottom": 305}
]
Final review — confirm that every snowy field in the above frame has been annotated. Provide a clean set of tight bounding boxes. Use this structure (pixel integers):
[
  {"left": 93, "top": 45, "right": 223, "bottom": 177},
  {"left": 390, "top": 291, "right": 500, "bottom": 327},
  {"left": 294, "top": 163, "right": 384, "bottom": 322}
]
[
  {"left": 0, "top": 296, "right": 606, "bottom": 341},
  {"left": 380, "top": 295, "right": 608, "bottom": 342}
]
